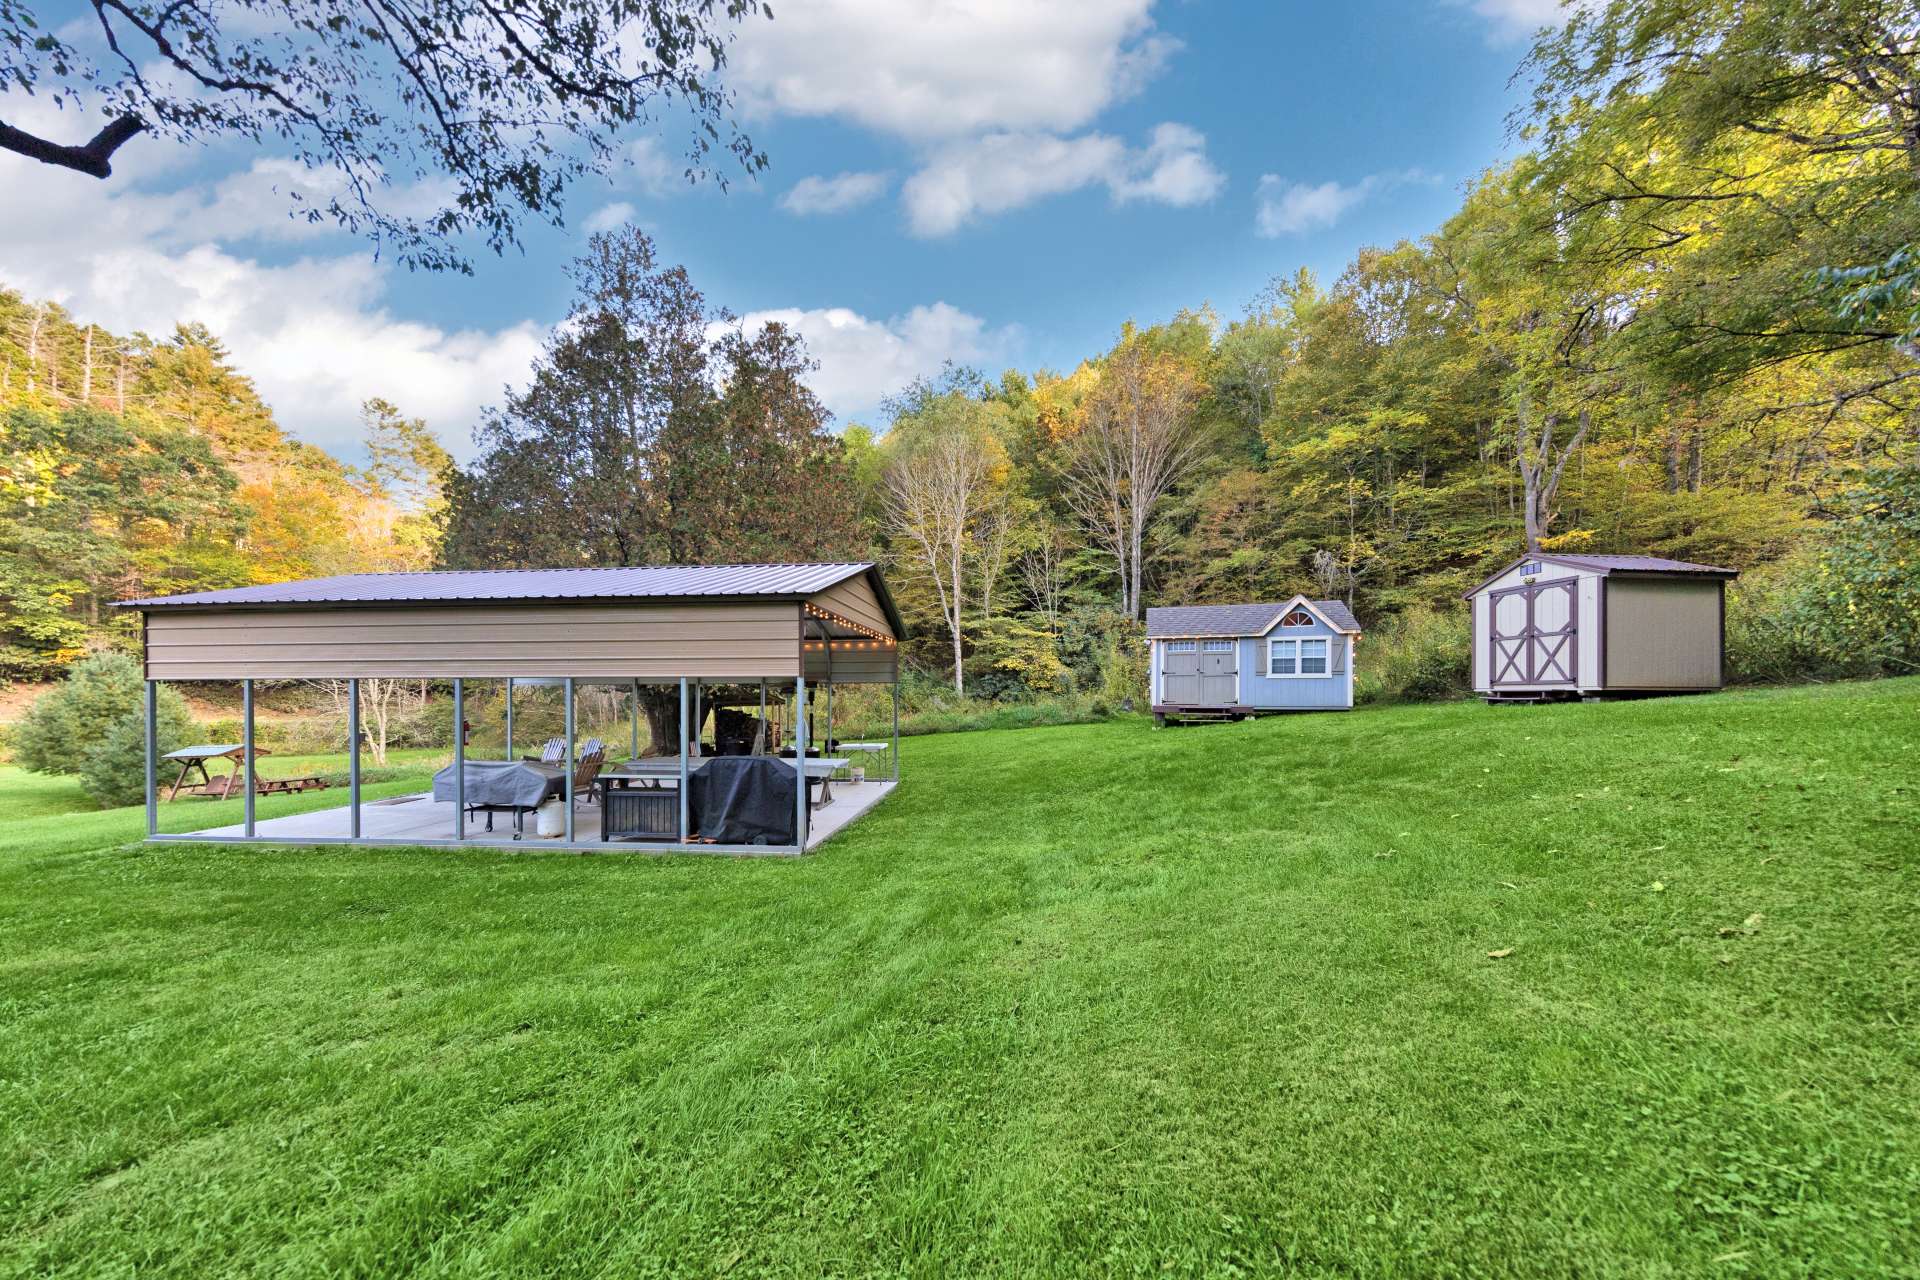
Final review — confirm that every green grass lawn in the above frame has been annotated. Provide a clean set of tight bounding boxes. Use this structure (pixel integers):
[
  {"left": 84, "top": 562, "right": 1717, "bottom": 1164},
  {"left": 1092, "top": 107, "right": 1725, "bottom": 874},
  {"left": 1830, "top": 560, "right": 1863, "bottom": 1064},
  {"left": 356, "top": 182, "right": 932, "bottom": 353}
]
[{"left": 3, "top": 680, "right": 1917, "bottom": 1277}]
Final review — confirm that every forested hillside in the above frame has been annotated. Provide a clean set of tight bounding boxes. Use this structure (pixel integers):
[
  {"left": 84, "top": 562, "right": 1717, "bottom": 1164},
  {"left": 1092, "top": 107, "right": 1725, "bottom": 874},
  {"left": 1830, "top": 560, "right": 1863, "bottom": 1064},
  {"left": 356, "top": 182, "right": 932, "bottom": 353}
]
[
  {"left": 7, "top": 0, "right": 1917, "bottom": 699},
  {"left": 840, "top": 0, "right": 1920, "bottom": 692},
  {"left": 0, "top": 291, "right": 448, "bottom": 677},
  {"left": 442, "top": 3, "right": 1919, "bottom": 700}
]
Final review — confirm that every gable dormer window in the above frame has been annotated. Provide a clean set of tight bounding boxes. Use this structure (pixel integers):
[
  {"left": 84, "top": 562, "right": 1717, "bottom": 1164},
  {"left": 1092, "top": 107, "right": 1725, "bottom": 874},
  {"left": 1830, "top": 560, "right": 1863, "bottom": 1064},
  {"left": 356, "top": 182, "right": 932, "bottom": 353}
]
[{"left": 1280, "top": 608, "right": 1316, "bottom": 628}]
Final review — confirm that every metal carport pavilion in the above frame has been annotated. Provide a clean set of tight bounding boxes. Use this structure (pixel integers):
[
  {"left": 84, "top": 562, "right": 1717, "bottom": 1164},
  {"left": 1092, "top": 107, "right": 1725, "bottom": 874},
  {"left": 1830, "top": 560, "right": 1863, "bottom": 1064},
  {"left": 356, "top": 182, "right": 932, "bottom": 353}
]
[{"left": 116, "top": 562, "right": 906, "bottom": 855}]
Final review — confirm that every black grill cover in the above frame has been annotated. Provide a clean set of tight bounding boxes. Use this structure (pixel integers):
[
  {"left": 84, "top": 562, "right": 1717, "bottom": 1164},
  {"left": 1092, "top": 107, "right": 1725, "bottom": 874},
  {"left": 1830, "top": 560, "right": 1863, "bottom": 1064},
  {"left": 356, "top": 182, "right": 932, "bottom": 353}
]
[{"left": 689, "top": 757, "right": 799, "bottom": 845}]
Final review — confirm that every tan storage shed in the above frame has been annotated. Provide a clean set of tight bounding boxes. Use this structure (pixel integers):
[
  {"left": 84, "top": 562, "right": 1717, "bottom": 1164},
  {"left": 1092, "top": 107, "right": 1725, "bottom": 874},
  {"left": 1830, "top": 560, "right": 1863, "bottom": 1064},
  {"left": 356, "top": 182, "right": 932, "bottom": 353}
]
[{"left": 1463, "top": 554, "right": 1738, "bottom": 702}]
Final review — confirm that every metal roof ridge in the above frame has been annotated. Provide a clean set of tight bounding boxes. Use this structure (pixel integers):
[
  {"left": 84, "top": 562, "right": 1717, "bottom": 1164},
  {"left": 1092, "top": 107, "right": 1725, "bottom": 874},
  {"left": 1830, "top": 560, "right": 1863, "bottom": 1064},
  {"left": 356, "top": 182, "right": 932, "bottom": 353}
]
[{"left": 282, "top": 560, "right": 872, "bottom": 576}]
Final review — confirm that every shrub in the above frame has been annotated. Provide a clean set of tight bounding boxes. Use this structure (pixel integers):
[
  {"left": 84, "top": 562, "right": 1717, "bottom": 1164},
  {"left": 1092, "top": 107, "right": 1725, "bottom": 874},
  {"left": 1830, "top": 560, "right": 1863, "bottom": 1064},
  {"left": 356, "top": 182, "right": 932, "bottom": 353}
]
[
  {"left": 1722, "top": 549, "right": 1858, "bottom": 684},
  {"left": 1355, "top": 607, "right": 1470, "bottom": 704},
  {"left": 15, "top": 652, "right": 151, "bottom": 776},
  {"left": 79, "top": 694, "right": 196, "bottom": 808},
  {"left": 13, "top": 651, "right": 196, "bottom": 807},
  {"left": 1818, "top": 461, "right": 1920, "bottom": 673},
  {"left": 1093, "top": 616, "right": 1149, "bottom": 710},
  {"left": 965, "top": 615, "right": 1073, "bottom": 701}
]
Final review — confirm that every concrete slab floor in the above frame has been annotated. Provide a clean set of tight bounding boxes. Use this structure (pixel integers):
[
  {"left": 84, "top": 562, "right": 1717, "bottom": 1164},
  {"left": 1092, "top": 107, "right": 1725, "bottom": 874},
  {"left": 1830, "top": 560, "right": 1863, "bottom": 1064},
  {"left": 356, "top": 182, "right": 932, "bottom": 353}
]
[{"left": 180, "top": 780, "right": 896, "bottom": 853}]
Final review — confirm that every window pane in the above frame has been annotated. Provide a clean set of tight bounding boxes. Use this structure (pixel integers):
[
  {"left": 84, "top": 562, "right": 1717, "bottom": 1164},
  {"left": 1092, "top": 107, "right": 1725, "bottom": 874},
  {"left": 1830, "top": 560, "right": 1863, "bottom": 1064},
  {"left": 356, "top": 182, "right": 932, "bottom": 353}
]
[
  {"left": 1270, "top": 640, "right": 1295, "bottom": 675},
  {"left": 1301, "top": 639, "right": 1327, "bottom": 674}
]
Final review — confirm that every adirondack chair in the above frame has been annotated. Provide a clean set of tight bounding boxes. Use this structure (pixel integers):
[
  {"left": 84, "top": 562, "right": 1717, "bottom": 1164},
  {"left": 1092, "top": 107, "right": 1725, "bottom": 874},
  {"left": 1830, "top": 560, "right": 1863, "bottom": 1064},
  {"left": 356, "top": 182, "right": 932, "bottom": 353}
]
[
  {"left": 572, "top": 746, "right": 605, "bottom": 805},
  {"left": 523, "top": 737, "right": 567, "bottom": 765}
]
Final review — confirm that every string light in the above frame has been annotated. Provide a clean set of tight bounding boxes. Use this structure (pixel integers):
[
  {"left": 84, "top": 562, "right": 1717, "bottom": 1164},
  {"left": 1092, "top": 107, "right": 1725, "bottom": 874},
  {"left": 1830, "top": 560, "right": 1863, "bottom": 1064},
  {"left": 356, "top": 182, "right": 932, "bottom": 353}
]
[
  {"left": 802, "top": 638, "right": 896, "bottom": 650},
  {"left": 802, "top": 600, "right": 890, "bottom": 642}
]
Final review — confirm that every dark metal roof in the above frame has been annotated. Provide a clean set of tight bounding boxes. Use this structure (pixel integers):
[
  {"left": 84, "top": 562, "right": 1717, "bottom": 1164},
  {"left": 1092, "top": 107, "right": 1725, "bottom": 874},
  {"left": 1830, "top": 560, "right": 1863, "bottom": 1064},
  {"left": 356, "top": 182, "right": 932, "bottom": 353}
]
[
  {"left": 120, "top": 563, "right": 881, "bottom": 610},
  {"left": 1146, "top": 598, "right": 1361, "bottom": 638},
  {"left": 1463, "top": 552, "right": 1740, "bottom": 598},
  {"left": 1536, "top": 553, "right": 1739, "bottom": 575}
]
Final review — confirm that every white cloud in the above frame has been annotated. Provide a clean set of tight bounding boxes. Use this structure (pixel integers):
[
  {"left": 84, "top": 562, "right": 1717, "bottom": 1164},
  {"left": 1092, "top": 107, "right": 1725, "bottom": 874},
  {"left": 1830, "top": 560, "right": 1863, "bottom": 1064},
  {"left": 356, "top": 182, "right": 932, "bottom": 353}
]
[
  {"left": 903, "top": 122, "right": 1222, "bottom": 237},
  {"left": 623, "top": 137, "right": 684, "bottom": 196},
  {"left": 778, "top": 171, "right": 891, "bottom": 216},
  {"left": 728, "top": 2, "right": 1221, "bottom": 235},
  {"left": 1253, "top": 170, "right": 1436, "bottom": 237},
  {"left": 719, "top": 302, "right": 1015, "bottom": 421},
  {"left": 1463, "top": 0, "right": 1584, "bottom": 41},
  {"left": 583, "top": 201, "right": 637, "bottom": 233},
  {"left": 0, "top": 100, "right": 541, "bottom": 460},
  {"left": 1109, "top": 124, "right": 1227, "bottom": 206},
  {"left": 728, "top": 0, "right": 1175, "bottom": 141}
]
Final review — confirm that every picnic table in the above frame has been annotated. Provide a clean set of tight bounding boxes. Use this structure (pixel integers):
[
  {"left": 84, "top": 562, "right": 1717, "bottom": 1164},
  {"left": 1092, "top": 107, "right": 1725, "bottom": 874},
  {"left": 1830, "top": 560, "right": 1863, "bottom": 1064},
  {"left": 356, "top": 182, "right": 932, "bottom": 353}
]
[
  {"left": 162, "top": 744, "right": 328, "bottom": 801},
  {"left": 832, "top": 742, "right": 891, "bottom": 780}
]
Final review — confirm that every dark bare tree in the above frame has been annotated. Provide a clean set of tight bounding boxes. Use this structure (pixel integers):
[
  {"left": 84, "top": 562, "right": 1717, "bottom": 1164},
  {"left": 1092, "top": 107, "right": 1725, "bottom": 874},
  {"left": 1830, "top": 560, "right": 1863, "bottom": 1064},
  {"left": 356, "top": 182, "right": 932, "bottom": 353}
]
[
  {"left": 1512, "top": 395, "right": 1590, "bottom": 553},
  {"left": 0, "top": 0, "right": 770, "bottom": 270}
]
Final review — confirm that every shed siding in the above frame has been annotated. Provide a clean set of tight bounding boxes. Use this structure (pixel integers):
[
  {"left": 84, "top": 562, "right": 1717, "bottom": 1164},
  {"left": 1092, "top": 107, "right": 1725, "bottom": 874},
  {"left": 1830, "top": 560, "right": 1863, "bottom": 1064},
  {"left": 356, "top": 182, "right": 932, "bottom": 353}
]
[
  {"left": 802, "top": 644, "right": 899, "bottom": 683},
  {"left": 1577, "top": 574, "right": 1602, "bottom": 687},
  {"left": 1477, "top": 560, "right": 1584, "bottom": 596},
  {"left": 146, "top": 602, "right": 802, "bottom": 680},
  {"left": 809, "top": 573, "right": 894, "bottom": 640},
  {"left": 1603, "top": 578, "right": 1723, "bottom": 688},
  {"left": 1239, "top": 620, "right": 1352, "bottom": 710},
  {"left": 1471, "top": 562, "right": 1592, "bottom": 694},
  {"left": 1471, "top": 592, "right": 1488, "bottom": 691}
]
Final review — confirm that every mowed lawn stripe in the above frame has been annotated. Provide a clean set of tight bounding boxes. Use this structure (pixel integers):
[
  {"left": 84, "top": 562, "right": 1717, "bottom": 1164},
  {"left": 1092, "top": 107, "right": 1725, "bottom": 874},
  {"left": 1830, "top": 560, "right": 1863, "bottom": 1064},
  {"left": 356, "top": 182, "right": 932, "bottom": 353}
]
[{"left": 1, "top": 678, "right": 1916, "bottom": 1277}]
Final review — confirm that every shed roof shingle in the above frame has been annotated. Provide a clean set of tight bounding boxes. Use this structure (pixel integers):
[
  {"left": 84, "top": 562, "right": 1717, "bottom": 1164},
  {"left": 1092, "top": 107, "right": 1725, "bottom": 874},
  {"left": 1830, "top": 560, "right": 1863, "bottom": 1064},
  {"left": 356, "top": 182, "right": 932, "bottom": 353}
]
[
  {"left": 1463, "top": 552, "right": 1741, "bottom": 598},
  {"left": 1533, "top": 553, "right": 1739, "bottom": 575},
  {"left": 118, "top": 563, "right": 879, "bottom": 610},
  {"left": 1145, "top": 598, "right": 1360, "bottom": 638}
]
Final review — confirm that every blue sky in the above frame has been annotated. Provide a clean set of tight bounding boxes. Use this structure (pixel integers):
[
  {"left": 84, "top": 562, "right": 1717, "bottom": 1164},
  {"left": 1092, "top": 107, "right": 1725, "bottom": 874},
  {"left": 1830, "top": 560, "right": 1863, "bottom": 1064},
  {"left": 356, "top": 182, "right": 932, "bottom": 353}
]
[{"left": 0, "top": 0, "right": 1556, "bottom": 459}]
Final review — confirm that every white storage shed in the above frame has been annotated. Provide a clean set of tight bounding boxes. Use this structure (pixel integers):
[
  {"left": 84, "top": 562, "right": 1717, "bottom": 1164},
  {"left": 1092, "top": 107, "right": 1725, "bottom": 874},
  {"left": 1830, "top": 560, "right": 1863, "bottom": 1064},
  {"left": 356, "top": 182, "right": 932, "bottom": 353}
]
[{"left": 1464, "top": 554, "right": 1739, "bottom": 702}]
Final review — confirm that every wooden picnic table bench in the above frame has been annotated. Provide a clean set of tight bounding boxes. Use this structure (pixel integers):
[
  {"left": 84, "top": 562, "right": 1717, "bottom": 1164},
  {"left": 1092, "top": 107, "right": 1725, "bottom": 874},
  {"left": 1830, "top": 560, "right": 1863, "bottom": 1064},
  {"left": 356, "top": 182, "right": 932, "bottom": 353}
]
[{"left": 161, "top": 744, "right": 329, "bottom": 801}]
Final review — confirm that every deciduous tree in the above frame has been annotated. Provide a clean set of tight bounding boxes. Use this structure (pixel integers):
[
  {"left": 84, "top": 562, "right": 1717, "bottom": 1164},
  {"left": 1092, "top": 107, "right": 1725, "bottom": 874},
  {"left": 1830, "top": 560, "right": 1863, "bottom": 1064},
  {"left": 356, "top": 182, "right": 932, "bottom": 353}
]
[
  {"left": 880, "top": 390, "right": 1008, "bottom": 692},
  {"left": 1064, "top": 334, "right": 1209, "bottom": 619},
  {"left": 443, "top": 226, "right": 858, "bottom": 744}
]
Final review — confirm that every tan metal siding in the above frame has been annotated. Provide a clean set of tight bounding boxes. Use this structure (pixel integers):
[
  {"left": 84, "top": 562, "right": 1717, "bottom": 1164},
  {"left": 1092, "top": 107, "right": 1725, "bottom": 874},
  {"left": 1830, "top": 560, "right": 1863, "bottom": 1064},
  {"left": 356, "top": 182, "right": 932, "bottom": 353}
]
[
  {"left": 809, "top": 573, "right": 894, "bottom": 639},
  {"left": 803, "top": 645, "right": 898, "bottom": 683},
  {"left": 145, "top": 603, "right": 802, "bottom": 680},
  {"left": 1603, "top": 579, "right": 1723, "bottom": 688}
]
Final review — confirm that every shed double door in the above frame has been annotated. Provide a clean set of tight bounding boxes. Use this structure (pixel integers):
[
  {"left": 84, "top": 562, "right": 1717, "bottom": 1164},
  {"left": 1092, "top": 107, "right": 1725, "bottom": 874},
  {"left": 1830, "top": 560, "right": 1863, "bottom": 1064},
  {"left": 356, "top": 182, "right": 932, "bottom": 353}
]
[
  {"left": 1161, "top": 640, "right": 1238, "bottom": 706},
  {"left": 1489, "top": 580, "right": 1578, "bottom": 687}
]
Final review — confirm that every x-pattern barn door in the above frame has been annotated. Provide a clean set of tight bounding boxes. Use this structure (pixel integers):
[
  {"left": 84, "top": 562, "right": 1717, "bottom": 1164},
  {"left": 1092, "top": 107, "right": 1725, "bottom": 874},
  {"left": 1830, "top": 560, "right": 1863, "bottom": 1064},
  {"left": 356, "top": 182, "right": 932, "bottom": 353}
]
[{"left": 1489, "top": 580, "right": 1578, "bottom": 687}]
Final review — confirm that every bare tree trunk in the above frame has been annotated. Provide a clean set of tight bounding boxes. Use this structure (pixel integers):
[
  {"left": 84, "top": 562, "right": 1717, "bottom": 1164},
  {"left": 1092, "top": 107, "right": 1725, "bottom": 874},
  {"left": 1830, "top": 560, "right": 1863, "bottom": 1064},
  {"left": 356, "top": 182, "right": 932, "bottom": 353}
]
[
  {"left": 1018, "top": 529, "right": 1066, "bottom": 630},
  {"left": 1065, "top": 342, "right": 1207, "bottom": 621},
  {"left": 638, "top": 685, "right": 683, "bottom": 755},
  {"left": 973, "top": 499, "right": 1015, "bottom": 621},
  {"left": 948, "top": 537, "right": 963, "bottom": 690},
  {"left": 81, "top": 325, "right": 93, "bottom": 402},
  {"left": 24, "top": 302, "right": 43, "bottom": 393},
  {"left": 1514, "top": 398, "right": 1591, "bottom": 552},
  {"left": 359, "top": 679, "right": 399, "bottom": 766},
  {"left": 882, "top": 426, "right": 996, "bottom": 696}
]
